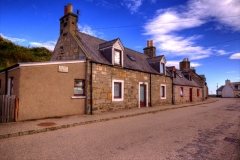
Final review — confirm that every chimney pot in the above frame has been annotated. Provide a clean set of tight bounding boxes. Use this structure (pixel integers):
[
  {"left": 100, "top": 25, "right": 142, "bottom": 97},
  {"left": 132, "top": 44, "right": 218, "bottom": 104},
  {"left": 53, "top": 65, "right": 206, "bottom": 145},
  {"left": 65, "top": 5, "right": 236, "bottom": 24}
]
[
  {"left": 64, "top": 6, "right": 68, "bottom": 15},
  {"left": 68, "top": 4, "right": 73, "bottom": 13}
]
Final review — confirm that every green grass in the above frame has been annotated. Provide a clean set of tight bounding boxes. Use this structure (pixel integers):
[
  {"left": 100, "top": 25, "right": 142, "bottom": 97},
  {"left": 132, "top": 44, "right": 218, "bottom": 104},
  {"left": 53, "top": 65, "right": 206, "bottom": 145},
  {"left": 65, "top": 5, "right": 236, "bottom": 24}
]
[{"left": 0, "top": 36, "right": 52, "bottom": 70}]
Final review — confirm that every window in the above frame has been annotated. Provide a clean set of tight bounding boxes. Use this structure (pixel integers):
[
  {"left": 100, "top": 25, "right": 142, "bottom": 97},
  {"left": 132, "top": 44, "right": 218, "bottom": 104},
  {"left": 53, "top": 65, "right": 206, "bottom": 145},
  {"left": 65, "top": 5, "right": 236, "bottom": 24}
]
[
  {"left": 114, "top": 82, "right": 121, "bottom": 98},
  {"left": 160, "top": 63, "right": 165, "bottom": 74},
  {"left": 189, "top": 75, "right": 192, "bottom": 81},
  {"left": 161, "top": 85, "right": 166, "bottom": 99},
  {"left": 114, "top": 50, "right": 121, "bottom": 65},
  {"left": 112, "top": 80, "right": 124, "bottom": 101},
  {"left": 173, "top": 71, "right": 176, "bottom": 78},
  {"left": 238, "top": 85, "right": 240, "bottom": 90},
  {"left": 197, "top": 89, "right": 200, "bottom": 97},
  {"left": 180, "top": 87, "right": 184, "bottom": 97},
  {"left": 7, "top": 77, "right": 13, "bottom": 95},
  {"left": 74, "top": 79, "right": 85, "bottom": 96},
  {"left": 127, "top": 54, "right": 135, "bottom": 61}
]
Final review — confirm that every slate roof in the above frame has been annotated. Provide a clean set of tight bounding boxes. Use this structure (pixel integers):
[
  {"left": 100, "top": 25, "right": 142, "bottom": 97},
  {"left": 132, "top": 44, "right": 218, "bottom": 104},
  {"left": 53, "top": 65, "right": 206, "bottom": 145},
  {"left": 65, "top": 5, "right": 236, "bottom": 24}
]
[
  {"left": 99, "top": 38, "right": 119, "bottom": 50},
  {"left": 76, "top": 32, "right": 171, "bottom": 76},
  {"left": 230, "top": 82, "right": 240, "bottom": 91},
  {"left": 216, "top": 85, "right": 224, "bottom": 91}
]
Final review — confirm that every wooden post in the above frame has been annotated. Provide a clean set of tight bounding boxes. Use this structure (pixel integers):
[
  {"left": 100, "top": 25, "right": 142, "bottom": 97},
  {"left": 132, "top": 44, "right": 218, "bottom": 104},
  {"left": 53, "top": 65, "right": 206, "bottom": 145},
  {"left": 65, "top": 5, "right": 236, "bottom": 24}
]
[{"left": 15, "top": 98, "right": 19, "bottom": 122}]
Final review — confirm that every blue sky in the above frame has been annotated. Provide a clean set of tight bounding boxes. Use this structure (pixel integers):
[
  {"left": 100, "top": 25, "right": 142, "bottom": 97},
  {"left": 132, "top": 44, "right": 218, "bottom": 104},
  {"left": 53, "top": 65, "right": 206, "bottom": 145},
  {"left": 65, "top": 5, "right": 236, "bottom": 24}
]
[{"left": 0, "top": 0, "right": 239, "bottom": 94}]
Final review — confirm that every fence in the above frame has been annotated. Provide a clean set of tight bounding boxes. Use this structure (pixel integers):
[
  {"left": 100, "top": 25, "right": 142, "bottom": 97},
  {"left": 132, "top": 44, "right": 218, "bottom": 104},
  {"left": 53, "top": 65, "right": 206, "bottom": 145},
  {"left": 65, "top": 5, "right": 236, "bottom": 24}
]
[{"left": 0, "top": 95, "right": 18, "bottom": 123}]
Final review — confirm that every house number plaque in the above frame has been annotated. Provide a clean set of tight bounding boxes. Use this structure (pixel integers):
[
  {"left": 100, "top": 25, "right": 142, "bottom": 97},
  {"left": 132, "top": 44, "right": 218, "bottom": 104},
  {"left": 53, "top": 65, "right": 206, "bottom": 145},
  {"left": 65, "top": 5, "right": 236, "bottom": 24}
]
[{"left": 58, "top": 66, "right": 68, "bottom": 73}]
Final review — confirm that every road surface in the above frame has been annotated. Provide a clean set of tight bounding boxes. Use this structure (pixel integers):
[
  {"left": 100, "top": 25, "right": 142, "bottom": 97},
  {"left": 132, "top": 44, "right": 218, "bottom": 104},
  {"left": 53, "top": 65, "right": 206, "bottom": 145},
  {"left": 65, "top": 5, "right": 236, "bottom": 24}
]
[{"left": 0, "top": 98, "right": 239, "bottom": 159}]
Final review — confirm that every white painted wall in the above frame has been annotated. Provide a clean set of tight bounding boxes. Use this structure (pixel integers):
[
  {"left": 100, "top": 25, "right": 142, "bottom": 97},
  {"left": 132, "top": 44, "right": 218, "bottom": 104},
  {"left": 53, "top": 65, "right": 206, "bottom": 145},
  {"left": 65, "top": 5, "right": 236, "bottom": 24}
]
[{"left": 222, "top": 84, "right": 234, "bottom": 97}]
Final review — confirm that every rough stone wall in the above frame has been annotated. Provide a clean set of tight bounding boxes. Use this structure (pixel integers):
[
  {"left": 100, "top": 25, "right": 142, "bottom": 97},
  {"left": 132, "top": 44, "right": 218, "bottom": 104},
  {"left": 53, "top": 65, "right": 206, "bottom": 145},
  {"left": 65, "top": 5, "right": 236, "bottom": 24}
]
[
  {"left": 87, "top": 63, "right": 172, "bottom": 114},
  {"left": 51, "top": 34, "right": 86, "bottom": 61},
  {"left": 173, "top": 85, "right": 202, "bottom": 104},
  {"left": 151, "top": 75, "right": 172, "bottom": 106}
]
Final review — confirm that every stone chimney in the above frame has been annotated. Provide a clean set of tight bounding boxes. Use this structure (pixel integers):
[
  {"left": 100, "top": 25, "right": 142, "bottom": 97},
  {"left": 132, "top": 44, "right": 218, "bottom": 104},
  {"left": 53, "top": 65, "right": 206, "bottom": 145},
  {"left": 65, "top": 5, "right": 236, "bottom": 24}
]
[
  {"left": 180, "top": 58, "right": 190, "bottom": 72},
  {"left": 225, "top": 79, "right": 230, "bottom": 85},
  {"left": 59, "top": 4, "right": 78, "bottom": 36},
  {"left": 143, "top": 40, "right": 156, "bottom": 57}
]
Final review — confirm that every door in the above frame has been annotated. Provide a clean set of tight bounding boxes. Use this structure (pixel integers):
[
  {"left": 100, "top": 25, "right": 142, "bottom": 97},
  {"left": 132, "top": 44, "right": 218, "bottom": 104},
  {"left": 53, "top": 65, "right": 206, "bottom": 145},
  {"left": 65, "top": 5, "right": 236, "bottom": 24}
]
[
  {"left": 140, "top": 84, "right": 146, "bottom": 107},
  {"left": 189, "top": 88, "right": 192, "bottom": 102}
]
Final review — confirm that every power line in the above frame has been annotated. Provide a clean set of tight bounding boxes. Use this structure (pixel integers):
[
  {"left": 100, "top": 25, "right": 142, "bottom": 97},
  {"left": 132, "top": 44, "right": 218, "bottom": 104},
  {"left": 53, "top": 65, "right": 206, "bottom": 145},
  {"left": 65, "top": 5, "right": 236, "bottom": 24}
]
[{"left": 92, "top": 15, "right": 240, "bottom": 30}]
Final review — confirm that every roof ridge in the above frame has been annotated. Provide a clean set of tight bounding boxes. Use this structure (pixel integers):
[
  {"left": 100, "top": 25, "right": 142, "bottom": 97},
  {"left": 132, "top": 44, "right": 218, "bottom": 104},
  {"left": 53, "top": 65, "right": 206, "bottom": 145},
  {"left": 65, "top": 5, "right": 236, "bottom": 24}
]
[{"left": 99, "top": 38, "right": 119, "bottom": 45}]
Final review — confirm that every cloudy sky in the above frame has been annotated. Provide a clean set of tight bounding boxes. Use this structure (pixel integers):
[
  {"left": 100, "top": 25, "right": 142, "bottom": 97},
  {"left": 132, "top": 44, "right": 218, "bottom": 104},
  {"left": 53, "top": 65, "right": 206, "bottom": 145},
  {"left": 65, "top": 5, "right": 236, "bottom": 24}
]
[{"left": 0, "top": 0, "right": 239, "bottom": 94}]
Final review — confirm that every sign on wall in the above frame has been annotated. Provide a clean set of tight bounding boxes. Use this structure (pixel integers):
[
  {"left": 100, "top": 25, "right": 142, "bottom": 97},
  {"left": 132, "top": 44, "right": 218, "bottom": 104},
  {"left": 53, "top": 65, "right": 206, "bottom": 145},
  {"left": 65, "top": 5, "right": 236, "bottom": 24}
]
[{"left": 58, "top": 66, "right": 68, "bottom": 73}]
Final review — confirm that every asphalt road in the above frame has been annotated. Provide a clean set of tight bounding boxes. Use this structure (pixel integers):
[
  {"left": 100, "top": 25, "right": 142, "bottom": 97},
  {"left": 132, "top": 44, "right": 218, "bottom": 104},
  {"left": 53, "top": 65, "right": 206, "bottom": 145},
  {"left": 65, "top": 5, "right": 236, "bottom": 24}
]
[{"left": 0, "top": 98, "right": 239, "bottom": 160}]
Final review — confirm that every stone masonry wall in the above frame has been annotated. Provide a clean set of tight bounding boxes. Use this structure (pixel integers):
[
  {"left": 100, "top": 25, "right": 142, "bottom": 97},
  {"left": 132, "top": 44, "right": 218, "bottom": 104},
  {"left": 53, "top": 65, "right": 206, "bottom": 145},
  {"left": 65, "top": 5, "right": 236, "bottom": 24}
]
[
  {"left": 173, "top": 85, "right": 202, "bottom": 104},
  {"left": 87, "top": 63, "right": 172, "bottom": 114},
  {"left": 151, "top": 75, "right": 172, "bottom": 106},
  {"left": 51, "top": 34, "right": 86, "bottom": 61}
]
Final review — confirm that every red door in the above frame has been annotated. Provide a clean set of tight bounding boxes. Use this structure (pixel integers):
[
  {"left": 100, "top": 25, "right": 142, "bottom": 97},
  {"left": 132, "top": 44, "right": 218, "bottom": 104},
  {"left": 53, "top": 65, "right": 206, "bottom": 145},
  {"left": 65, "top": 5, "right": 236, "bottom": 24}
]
[
  {"left": 140, "top": 84, "right": 146, "bottom": 107},
  {"left": 189, "top": 88, "right": 192, "bottom": 102}
]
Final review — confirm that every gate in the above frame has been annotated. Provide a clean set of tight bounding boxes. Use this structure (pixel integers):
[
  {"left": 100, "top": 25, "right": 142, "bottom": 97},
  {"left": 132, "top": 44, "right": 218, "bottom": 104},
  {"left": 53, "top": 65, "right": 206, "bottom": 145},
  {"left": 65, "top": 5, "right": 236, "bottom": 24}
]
[{"left": 0, "top": 95, "right": 17, "bottom": 123}]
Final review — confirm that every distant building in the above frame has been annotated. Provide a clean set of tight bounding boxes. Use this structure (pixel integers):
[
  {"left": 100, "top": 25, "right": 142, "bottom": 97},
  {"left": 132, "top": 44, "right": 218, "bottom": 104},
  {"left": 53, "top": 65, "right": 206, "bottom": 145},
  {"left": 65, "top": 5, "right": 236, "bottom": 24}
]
[{"left": 217, "top": 80, "right": 240, "bottom": 98}]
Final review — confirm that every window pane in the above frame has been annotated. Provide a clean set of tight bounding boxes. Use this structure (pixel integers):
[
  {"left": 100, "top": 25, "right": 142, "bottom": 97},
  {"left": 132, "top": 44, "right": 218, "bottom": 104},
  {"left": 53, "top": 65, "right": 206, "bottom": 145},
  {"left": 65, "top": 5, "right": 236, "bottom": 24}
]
[
  {"left": 180, "top": 88, "right": 183, "bottom": 96},
  {"left": 115, "top": 50, "right": 121, "bottom": 65},
  {"left": 160, "top": 63, "right": 164, "bottom": 74},
  {"left": 74, "top": 87, "right": 83, "bottom": 95},
  {"left": 140, "top": 85, "right": 145, "bottom": 101},
  {"left": 114, "top": 83, "right": 120, "bottom": 97},
  {"left": 161, "top": 86, "right": 165, "bottom": 97},
  {"left": 75, "top": 80, "right": 83, "bottom": 87}
]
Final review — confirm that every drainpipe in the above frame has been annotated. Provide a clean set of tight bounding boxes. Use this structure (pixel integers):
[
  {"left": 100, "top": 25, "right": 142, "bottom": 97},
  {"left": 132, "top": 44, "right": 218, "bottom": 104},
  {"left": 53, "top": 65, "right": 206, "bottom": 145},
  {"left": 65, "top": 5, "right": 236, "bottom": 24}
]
[
  {"left": 85, "top": 59, "right": 89, "bottom": 114},
  {"left": 5, "top": 70, "right": 8, "bottom": 95},
  {"left": 172, "top": 76, "right": 174, "bottom": 104},
  {"left": 90, "top": 61, "right": 93, "bottom": 115},
  {"left": 150, "top": 73, "right": 152, "bottom": 107}
]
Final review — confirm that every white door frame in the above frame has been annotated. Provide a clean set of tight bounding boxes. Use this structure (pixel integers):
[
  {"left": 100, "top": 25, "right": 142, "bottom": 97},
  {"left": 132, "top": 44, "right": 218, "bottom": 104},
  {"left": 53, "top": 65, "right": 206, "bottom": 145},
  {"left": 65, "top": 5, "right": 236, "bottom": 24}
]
[{"left": 138, "top": 82, "right": 148, "bottom": 108}]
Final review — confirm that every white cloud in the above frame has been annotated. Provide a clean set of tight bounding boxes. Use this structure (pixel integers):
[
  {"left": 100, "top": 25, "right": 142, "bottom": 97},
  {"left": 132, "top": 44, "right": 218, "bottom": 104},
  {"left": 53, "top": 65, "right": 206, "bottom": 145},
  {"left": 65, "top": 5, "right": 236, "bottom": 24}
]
[
  {"left": 78, "top": 24, "right": 103, "bottom": 37},
  {"left": 0, "top": 33, "right": 26, "bottom": 43},
  {"left": 166, "top": 60, "right": 201, "bottom": 68},
  {"left": 124, "top": 0, "right": 143, "bottom": 14},
  {"left": 230, "top": 53, "right": 240, "bottom": 59},
  {"left": 226, "top": 71, "right": 237, "bottom": 74},
  {"left": 143, "top": 0, "right": 240, "bottom": 60},
  {"left": 30, "top": 41, "right": 56, "bottom": 51}
]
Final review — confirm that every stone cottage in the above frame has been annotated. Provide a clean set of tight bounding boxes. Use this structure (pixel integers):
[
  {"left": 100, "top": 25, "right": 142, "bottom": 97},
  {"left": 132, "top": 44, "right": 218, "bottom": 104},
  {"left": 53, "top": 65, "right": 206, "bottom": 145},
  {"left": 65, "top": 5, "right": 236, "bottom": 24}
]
[
  {"left": 166, "top": 58, "right": 207, "bottom": 104},
  {"left": 51, "top": 4, "right": 173, "bottom": 114},
  {"left": 0, "top": 4, "right": 208, "bottom": 121}
]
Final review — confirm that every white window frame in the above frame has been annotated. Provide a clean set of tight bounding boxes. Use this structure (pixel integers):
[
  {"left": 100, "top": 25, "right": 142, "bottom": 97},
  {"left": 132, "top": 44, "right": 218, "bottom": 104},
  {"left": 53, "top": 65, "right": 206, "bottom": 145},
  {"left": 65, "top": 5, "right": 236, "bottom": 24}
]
[
  {"left": 160, "top": 84, "right": 166, "bottom": 99},
  {"left": 112, "top": 79, "right": 124, "bottom": 101},
  {"left": 138, "top": 82, "right": 148, "bottom": 108},
  {"left": 112, "top": 48, "right": 124, "bottom": 67},
  {"left": 160, "top": 62, "right": 165, "bottom": 75}
]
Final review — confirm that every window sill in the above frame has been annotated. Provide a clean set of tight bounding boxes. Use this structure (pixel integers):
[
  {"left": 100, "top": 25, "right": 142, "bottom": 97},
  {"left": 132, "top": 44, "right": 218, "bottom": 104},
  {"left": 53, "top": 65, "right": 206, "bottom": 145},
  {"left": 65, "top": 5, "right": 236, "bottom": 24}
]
[
  {"left": 71, "top": 96, "right": 86, "bottom": 99},
  {"left": 161, "top": 97, "right": 166, "bottom": 99}
]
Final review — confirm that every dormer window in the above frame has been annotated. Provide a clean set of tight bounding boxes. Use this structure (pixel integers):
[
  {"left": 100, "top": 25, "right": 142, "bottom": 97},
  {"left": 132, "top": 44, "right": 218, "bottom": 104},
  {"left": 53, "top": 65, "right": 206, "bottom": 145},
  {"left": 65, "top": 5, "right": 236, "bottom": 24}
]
[
  {"left": 189, "top": 75, "right": 192, "bottom": 81},
  {"left": 173, "top": 71, "right": 176, "bottom": 78},
  {"left": 160, "top": 63, "right": 165, "bottom": 74},
  {"left": 114, "top": 50, "right": 121, "bottom": 65}
]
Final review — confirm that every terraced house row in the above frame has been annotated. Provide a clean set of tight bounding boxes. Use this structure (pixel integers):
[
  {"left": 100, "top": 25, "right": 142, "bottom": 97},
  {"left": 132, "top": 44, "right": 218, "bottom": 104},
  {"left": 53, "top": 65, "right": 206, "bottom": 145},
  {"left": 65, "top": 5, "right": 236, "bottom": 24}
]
[{"left": 0, "top": 4, "right": 208, "bottom": 121}]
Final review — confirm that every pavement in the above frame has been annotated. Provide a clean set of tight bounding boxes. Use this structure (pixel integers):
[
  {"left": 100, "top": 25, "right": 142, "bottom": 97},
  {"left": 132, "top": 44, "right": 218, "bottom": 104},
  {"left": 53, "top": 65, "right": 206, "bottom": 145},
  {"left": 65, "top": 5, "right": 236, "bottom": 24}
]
[{"left": 0, "top": 98, "right": 219, "bottom": 139}]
